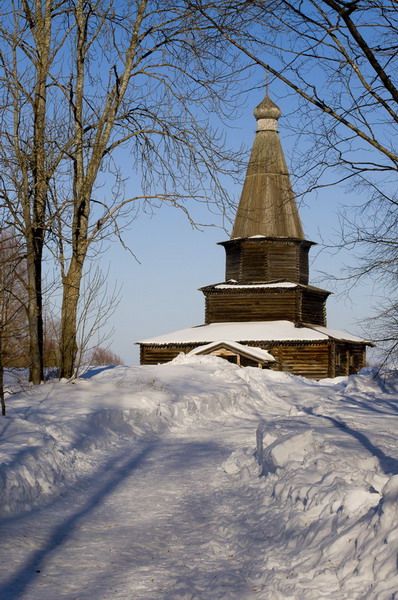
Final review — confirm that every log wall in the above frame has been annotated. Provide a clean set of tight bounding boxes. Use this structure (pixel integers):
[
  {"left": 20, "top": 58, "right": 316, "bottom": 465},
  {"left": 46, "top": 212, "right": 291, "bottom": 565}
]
[
  {"left": 334, "top": 342, "right": 367, "bottom": 376},
  {"left": 299, "top": 244, "right": 310, "bottom": 285},
  {"left": 268, "top": 343, "right": 331, "bottom": 379},
  {"left": 203, "top": 288, "right": 327, "bottom": 326},
  {"left": 224, "top": 244, "right": 240, "bottom": 281},
  {"left": 223, "top": 238, "right": 311, "bottom": 284},
  {"left": 300, "top": 290, "right": 327, "bottom": 326},
  {"left": 204, "top": 291, "right": 297, "bottom": 323},
  {"left": 241, "top": 243, "right": 269, "bottom": 282},
  {"left": 140, "top": 344, "right": 194, "bottom": 365},
  {"left": 265, "top": 244, "right": 300, "bottom": 283}
]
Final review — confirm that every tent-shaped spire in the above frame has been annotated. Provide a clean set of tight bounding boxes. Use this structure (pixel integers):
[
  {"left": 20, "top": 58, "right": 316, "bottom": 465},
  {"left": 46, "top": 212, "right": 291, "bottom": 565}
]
[{"left": 231, "top": 93, "right": 304, "bottom": 239}]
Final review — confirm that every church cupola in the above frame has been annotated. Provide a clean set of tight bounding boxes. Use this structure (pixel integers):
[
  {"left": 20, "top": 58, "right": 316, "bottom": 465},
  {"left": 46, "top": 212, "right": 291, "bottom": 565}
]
[
  {"left": 231, "top": 92, "right": 304, "bottom": 240},
  {"left": 202, "top": 91, "right": 329, "bottom": 326}
]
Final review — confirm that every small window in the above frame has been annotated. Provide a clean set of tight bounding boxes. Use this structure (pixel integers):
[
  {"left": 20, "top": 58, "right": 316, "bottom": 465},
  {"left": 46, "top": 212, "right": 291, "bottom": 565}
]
[
  {"left": 240, "top": 355, "right": 259, "bottom": 368},
  {"left": 224, "top": 355, "right": 238, "bottom": 364}
]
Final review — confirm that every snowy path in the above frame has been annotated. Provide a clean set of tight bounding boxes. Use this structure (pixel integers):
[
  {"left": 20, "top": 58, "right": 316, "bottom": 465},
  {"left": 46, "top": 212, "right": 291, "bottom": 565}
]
[{"left": 0, "top": 417, "right": 267, "bottom": 600}]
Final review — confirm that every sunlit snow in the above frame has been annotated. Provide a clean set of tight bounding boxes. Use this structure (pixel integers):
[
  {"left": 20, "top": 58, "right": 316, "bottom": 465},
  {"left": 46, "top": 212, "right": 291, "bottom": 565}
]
[{"left": 1, "top": 357, "right": 398, "bottom": 599}]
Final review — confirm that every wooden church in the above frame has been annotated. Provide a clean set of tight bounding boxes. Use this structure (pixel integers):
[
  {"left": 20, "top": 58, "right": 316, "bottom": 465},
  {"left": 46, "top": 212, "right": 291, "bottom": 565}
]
[{"left": 138, "top": 93, "right": 371, "bottom": 379}]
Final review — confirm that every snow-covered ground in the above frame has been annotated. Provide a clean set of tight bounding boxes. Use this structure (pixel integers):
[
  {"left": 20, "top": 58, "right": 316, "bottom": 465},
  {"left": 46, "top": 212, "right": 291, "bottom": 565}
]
[{"left": 1, "top": 356, "right": 398, "bottom": 599}]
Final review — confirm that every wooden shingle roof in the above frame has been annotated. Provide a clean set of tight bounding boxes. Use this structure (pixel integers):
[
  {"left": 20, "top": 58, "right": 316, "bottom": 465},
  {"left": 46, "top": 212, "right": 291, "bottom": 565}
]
[{"left": 231, "top": 94, "right": 304, "bottom": 240}]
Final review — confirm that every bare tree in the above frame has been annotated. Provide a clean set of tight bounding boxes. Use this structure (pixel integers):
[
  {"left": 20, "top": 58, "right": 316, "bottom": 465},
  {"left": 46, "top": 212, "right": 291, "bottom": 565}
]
[
  {"left": 197, "top": 0, "right": 398, "bottom": 358},
  {"left": 198, "top": 1, "right": 398, "bottom": 180},
  {"left": 0, "top": 1, "right": 69, "bottom": 383},
  {"left": 90, "top": 347, "right": 123, "bottom": 366},
  {"left": 42, "top": 264, "right": 121, "bottom": 375},
  {"left": 53, "top": 0, "right": 242, "bottom": 378},
  {"left": 0, "top": 229, "right": 29, "bottom": 415},
  {"left": 365, "top": 298, "right": 398, "bottom": 366},
  {"left": 43, "top": 314, "right": 61, "bottom": 369},
  {"left": 0, "top": 1, "right": 242, "bottom": 381},
  {"left": 72, "top": 266, "right": 121, "bottom": 376}
]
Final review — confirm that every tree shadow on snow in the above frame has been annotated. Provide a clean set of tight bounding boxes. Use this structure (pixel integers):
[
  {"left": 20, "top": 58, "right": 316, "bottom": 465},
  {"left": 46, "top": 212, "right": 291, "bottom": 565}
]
[
  {"left": 339, "top": 394, "right": 398, "bottom": 417},
  {"left": 79, "top": 365, "right": 118, "bottom": 379},
  {"left": 0, "top": 435, "right": 265, "bottom": 600},
  {"left": 0, "top": 441, "right": 157, "bottom": 600},
  {"left": 304, "top": 408, "right": 398, "bottom": 476},
  {"left": 48, "top": 442, "right": 275, "bottom": 600}
]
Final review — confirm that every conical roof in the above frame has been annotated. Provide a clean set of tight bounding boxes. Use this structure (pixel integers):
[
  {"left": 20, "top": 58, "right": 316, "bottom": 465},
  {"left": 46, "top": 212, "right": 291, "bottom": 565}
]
[{"left": 231, "top": 93, "right": 304, "bottom": 239}]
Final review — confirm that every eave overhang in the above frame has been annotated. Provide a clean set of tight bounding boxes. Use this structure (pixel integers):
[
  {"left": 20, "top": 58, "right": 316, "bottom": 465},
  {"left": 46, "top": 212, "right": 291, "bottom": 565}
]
[{"left": 199, "top": 281, "right": 331, "bottom": 297}]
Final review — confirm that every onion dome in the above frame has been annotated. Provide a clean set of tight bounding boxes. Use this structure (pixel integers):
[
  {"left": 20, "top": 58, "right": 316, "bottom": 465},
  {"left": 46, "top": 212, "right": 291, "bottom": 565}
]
[{"left": 253, "top": 94, "right": 282, "bottom": 121}]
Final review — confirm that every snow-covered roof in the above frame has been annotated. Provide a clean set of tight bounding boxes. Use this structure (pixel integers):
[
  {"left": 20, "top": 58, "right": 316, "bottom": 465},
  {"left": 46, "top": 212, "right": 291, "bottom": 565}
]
[
  {"left": 188, "top": 340, "right": 275, "bottom": 363},
  {"left": 200, "top": 281, "right": 331, "bottom": 295},
  {"left": 230, "top": 235, "right": 268, "bottom": 240},
  {"left": 312, "top": 325, "right": 373, "bottom": 344},
  {"left": 138, "top": 320, "right": 370, "bottom": 346},
  {"left": 214, "top": 283, "right": 298, "bottom": 290},
  {"left": 226, "top": 235, "right": 314, "bottom": 243}
]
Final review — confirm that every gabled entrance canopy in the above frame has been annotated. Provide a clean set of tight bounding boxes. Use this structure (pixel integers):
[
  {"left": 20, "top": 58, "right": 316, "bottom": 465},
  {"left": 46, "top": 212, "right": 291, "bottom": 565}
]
[{"left": 188, "top": 340, "right": 275, "bottom": 368}]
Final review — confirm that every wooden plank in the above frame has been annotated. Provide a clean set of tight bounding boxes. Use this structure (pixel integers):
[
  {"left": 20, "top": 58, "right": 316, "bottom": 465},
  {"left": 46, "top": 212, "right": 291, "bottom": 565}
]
[
  {"left": 334, "top": 342, "right": 367, "bottom": 376},
  {"left": 204, "top": 287, "right": 327, "bottom": 326},
  {"left": 266, "top": 343, "right": 330, "bottom": 379},
  {"left": 140, "top": 345, "right": 194, "bottom": 365}
]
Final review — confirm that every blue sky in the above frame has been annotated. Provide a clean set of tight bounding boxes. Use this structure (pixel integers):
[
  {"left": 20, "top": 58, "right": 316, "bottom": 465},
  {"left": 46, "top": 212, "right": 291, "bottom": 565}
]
[{"left": 102, "top": 87, "right": 378, "bottom": 365}]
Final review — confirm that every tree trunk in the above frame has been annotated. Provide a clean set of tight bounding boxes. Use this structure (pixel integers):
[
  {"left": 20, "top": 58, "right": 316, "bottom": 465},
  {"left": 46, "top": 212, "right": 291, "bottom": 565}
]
[
  {"left": 24, "top": 0, "right": 51, "bottom": 384},
  {"left": 26, "top": 237, "right": 44, "bottom": 384},
  {"left": 0, "top": 370, "right": 4, "bottom": 416},
  {"left": 0, "top": 335, "right": 5, "bottom": 416},
  {"left": 59, "top": 260, "right": 83, "bottom": 379}
]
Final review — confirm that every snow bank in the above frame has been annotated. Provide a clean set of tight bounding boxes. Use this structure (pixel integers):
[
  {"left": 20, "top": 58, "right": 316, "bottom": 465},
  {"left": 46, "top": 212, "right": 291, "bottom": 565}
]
[
  {"left": 226, "top": 367, "right": 398, "bottom": 599},
  {"left": 0, "top": 358, "right": 280, "bottom": 515}
]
